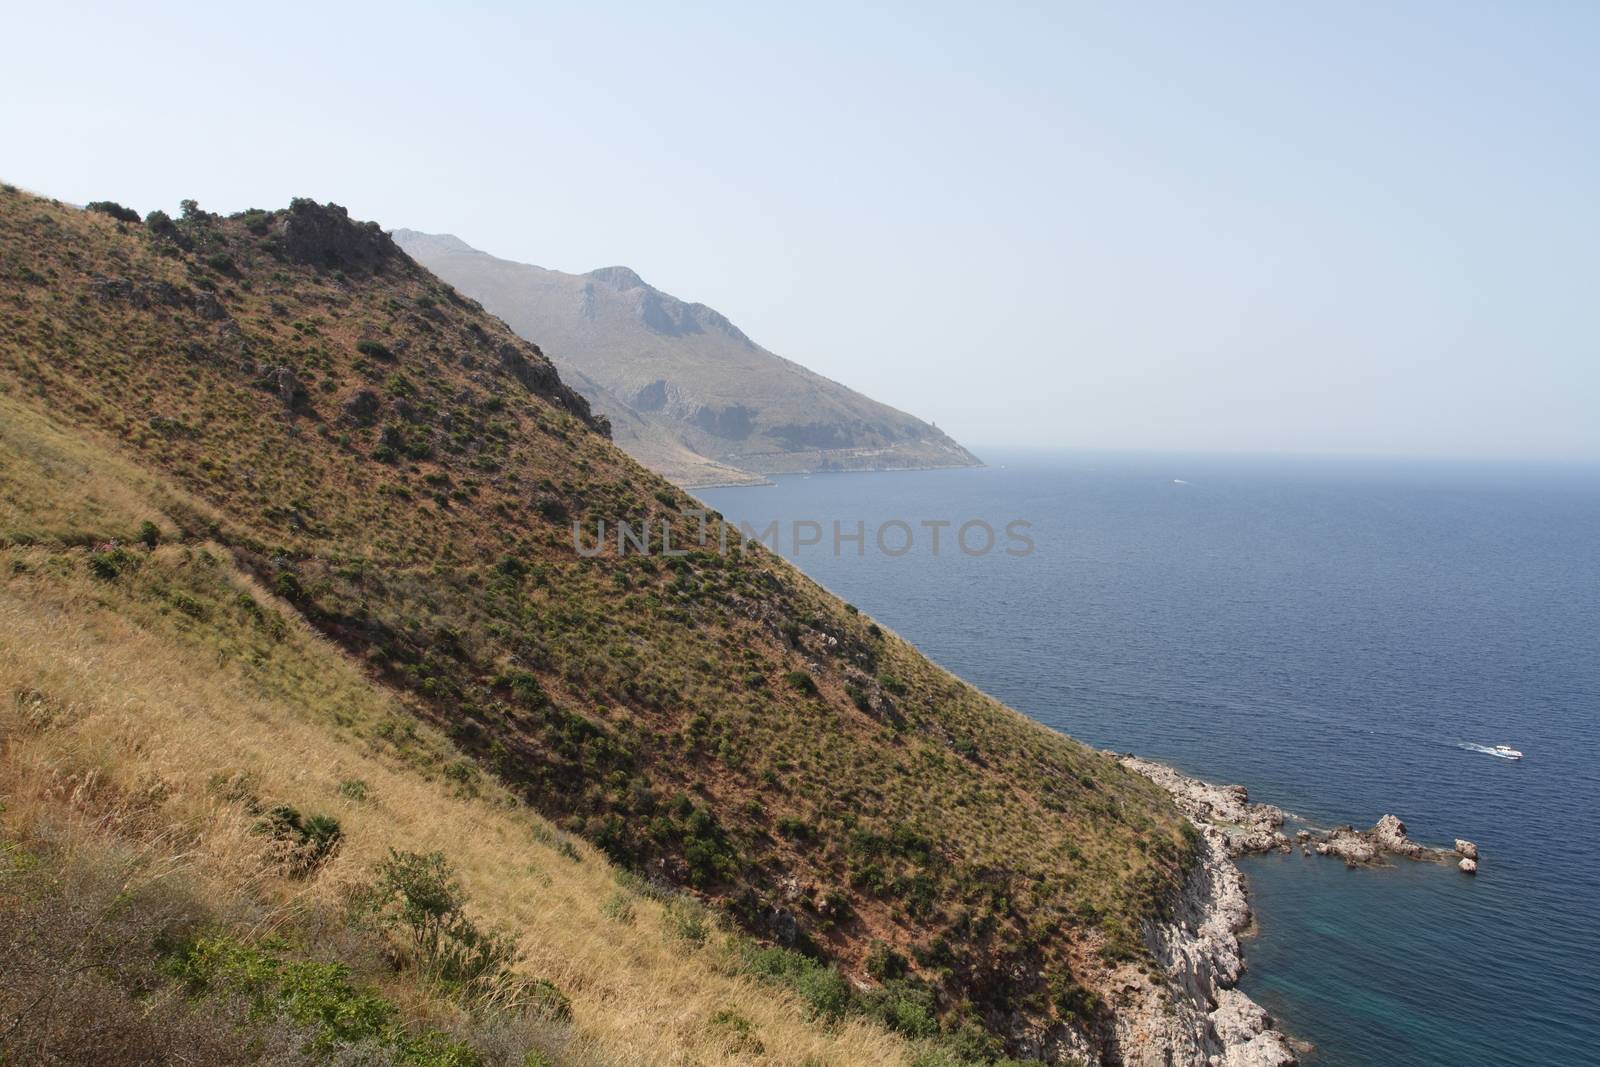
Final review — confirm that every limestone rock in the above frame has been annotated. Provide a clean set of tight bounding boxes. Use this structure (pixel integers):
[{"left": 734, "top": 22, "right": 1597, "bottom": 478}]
[
  {"left": 1114, "top": 756, "right": 1299, "bottom": 1066},
  {"left": 1455, "top": 839, "right": 1478, "bottom": 860},
  {"left": 1319, "top": 826, "right": 1380, "bottom": 866},
  {"left": 1372, "top": 814, "right": 1427, "bottom": 858},
  {"left": 1459, "top": 858, "right": 1478, "bottom": 874},
  {"left": 1115, "top": 755, "right": 1288, "bottom": 858},
  {"left": 1315, "top": 816, "right": 1461, "bottom": 867}
]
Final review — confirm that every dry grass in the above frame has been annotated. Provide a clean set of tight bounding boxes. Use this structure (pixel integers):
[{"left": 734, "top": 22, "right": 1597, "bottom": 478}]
[{"left": 0, "top": 404, "right": 912, "bottom": 1066}]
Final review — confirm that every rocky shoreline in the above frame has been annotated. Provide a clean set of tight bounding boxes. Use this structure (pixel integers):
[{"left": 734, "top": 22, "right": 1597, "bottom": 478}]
[
  {"left": 1110, "top": 755, "right": 1300, "bottom": 1067},
  {"left": 1110, "top": 754, "right": 1480, "bottom": 1066}
]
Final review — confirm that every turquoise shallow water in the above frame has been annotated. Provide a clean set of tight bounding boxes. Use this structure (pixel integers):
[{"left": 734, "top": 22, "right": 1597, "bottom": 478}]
[{"left": 701, "top": 450, "right": 1600, "bottom": 1067}]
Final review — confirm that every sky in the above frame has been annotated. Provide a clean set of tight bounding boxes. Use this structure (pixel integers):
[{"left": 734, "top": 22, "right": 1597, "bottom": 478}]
[{"left": 4, "top": 2, "right": 1597, "bottom": 460}]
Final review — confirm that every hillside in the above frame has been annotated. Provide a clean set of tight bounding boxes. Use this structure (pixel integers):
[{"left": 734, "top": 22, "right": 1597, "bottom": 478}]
[
  {"left": 0, "top": 187, "right": 1191, "bottom": 1064},
  {"left": 0, "top": 391, "right": 915, "bottom": 1067},
  {"left": 392, "top": 230, "right": 979, "bottom": 486}
]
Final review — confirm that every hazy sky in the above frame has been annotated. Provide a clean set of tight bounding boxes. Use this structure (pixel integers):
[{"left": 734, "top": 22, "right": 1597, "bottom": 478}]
[{"left": 4, "top": 2, "right": 1597, "bottom": 459}]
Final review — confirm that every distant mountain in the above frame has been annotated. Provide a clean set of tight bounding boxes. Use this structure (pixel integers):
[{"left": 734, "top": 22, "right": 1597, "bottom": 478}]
[{"left": 393, "top": 230, "right": 980, "bottom": 486}]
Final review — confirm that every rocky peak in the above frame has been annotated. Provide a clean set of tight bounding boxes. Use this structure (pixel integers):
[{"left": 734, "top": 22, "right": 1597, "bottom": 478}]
[
  {"left": 586, "top": 265, "right": 648, "bottom": 291},
  {"left": 277, "top": 199, "right": 397, "bottom": 272}
]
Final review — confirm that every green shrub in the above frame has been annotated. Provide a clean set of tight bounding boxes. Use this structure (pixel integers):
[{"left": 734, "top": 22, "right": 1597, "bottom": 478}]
[
  {"left": 164, "top": 934, "right": 481, "bottom": 1065},
  {"left": 707, "top": 1008, "right": 763, "bottom": 1054},
  {"left": 527, "top": 978, "right": 571, "bottom": 1022},
  {"left": 255, "top": 805, "right": 342, "bottom": 875},
  {"left": 1050, "top": 975, "right": 1102, "bottom": 1023},
  {"left": 168, "top": 591, "right": 206, "bottom": 618},
  {"left": 357, "top": 339, "right": 396, "bottom": 361},
  {"left": 88, "top": 546, "right": 134, "bottom": 580},
  {"left": 137, "top": 520, "right": 161, "bottom": 548},
  {"left": 864, "top": 940, "right": 909, "bottom": 981},
  {"left": 784, "top": 670, "right": 818, "bottom": 696},
  {"left": 273, "top": 569, "right": 303, "bottom": 600},
  {"left": 739, "top": 943, "right": 851, "bottom": 1021},
  {"left": 236, "top": 208, "right": 272, "bottom": 235},
  {"left": 87, "top": 200, "right": 141, "bottom": 223},
  {"left": 858, "top": 977, "right": 939, "bottom": 1038},
  {"left": 144, "top": 209, "right": 177, "bottom": 237},
  {"left": 663, "top": 896, "right": 710, "bottom": 947},
  {"left": 352, "top": 850, "right": 522, "bottom": 999},
  {"left": 776, "top": 816, "right": 814, "bottom": 841}
]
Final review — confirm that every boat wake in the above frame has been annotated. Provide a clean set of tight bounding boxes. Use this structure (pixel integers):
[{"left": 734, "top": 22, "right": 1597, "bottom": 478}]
[{"left": 1457, "top": 742, "right": 1524, "bottom": 760}]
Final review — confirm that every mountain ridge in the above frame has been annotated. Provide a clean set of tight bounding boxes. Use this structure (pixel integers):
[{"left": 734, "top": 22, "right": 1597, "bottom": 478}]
[{"left": 392, "top": 229, "right": 980, "bottom": 487}]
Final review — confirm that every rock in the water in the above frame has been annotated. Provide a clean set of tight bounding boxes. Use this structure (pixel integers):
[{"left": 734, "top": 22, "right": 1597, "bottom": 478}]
[
  {"left": 1455, "top": 839, "right": 1478, "bottom": 860},
  {"left": 1372, "top": 814, "right": 1427, "bottom": 858},
  {"left": 1459, "top": 857, "right": 1478, "bottom": 874},
  {"left": 1319, "top": 825, "right": 1380, "bottom": 866},
  {"left": 1314, "top": 815, "right": 1461, "bottom": 867}
]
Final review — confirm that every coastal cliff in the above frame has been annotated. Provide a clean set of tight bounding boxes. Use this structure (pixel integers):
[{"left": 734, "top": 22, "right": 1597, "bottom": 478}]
[
  {"left": 1112, "top": 752, "right": 1483, "bottom": 1066},
  {"left": 1112, "top": 756, "right": 1299, "bottom": 1067}
]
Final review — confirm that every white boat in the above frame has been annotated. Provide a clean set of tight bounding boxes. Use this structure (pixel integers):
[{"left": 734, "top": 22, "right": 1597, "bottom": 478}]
[{"left": 1490, "top": 744, "right": 1523, "bottom": 760}]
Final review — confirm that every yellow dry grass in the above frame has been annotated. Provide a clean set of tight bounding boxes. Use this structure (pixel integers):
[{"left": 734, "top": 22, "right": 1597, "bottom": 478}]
[{"left": 0, "top": 397, "right": 913, "bottom": 1066}]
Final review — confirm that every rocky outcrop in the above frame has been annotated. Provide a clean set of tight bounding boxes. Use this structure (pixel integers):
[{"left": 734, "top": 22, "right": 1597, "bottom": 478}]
[
  {"left": 340, "top": 389, "right": 381, "bottom": 425},
  {"left": 1113, "top": 757, "right": 1483, "bottom": 1063},
  {"left": 90, "top": 274, "right": 226, "bottom": 320},
  {"left": 1314, "top": 825, "right": 1379, "bottom": 865},
  {"left": 1114, "top": 755, "right": 1298, "bottom": 1067},
  {"left": 277, "top": 199, "right": 397, "bottom": 272},
  {"left": 1117, "top": 755, "right": 1292, "bottom": 857},
  {"left": 1312, "top": 816, "right": 1478, "bottom": 870},
  {"left": 492, "top": 341, "right": 609, "bottom": 436}
]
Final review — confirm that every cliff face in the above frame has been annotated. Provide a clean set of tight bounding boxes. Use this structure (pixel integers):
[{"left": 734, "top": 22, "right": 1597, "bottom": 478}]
[
  {"left": 392, "top": 230, "right": 980, "bottom": 486},
  {"left": 1113, "top": 757, "right": 1298, "bottom": 1067},
  {"left": 1, "top": 187, "right": 1194, "bottom": 1062}
]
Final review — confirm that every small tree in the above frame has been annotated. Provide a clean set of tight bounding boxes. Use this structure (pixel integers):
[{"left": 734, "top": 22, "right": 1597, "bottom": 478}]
[
  {"left": 353, "top": 850, "right": 523, "bottom": 1002},
  {"left": 86, "top": 200, "right": 140, "bottom": 223}
]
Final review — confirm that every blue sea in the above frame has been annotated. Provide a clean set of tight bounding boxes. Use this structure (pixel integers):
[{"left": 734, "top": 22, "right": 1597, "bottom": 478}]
[{"left": 701, "top": 450, "right": 1600, "bottom": 1067}]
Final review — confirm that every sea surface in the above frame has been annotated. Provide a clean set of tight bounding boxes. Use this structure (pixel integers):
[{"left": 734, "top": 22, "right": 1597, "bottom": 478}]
[{"left": 700, "top": 450, "right": 1600, "bottom": 1067}]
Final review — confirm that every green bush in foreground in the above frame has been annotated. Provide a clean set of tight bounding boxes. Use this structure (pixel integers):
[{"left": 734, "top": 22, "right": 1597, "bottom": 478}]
[
  {"left": 164, "top": 933, "right": 480, "bottom": 1066},
  {"left": 737, "top": 939, "right": 1049, "bottom": 1065},
  {"left": 352, "top": 849, "right": 530, "bottom": 1005}
]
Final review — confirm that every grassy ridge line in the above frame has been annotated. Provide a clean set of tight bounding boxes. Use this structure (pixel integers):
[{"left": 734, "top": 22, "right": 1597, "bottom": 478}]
[
  {"left": 0, "top": 390, "right": 914, "bottom": 1065},
  {"left": 0, "top": 186, "right": 1194, "bottom": 1057}
]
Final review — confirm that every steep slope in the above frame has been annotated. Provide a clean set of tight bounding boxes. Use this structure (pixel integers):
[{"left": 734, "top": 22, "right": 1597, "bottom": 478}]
[
  {"left": 0, "top": 187, "right": 1191, "bottom": 1063},
  {"left": 392, "top": 230, "right": 979, "bottom": 486},
  {"left": 0, "top": 391, "right": 915, "bottom": 1067}
]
